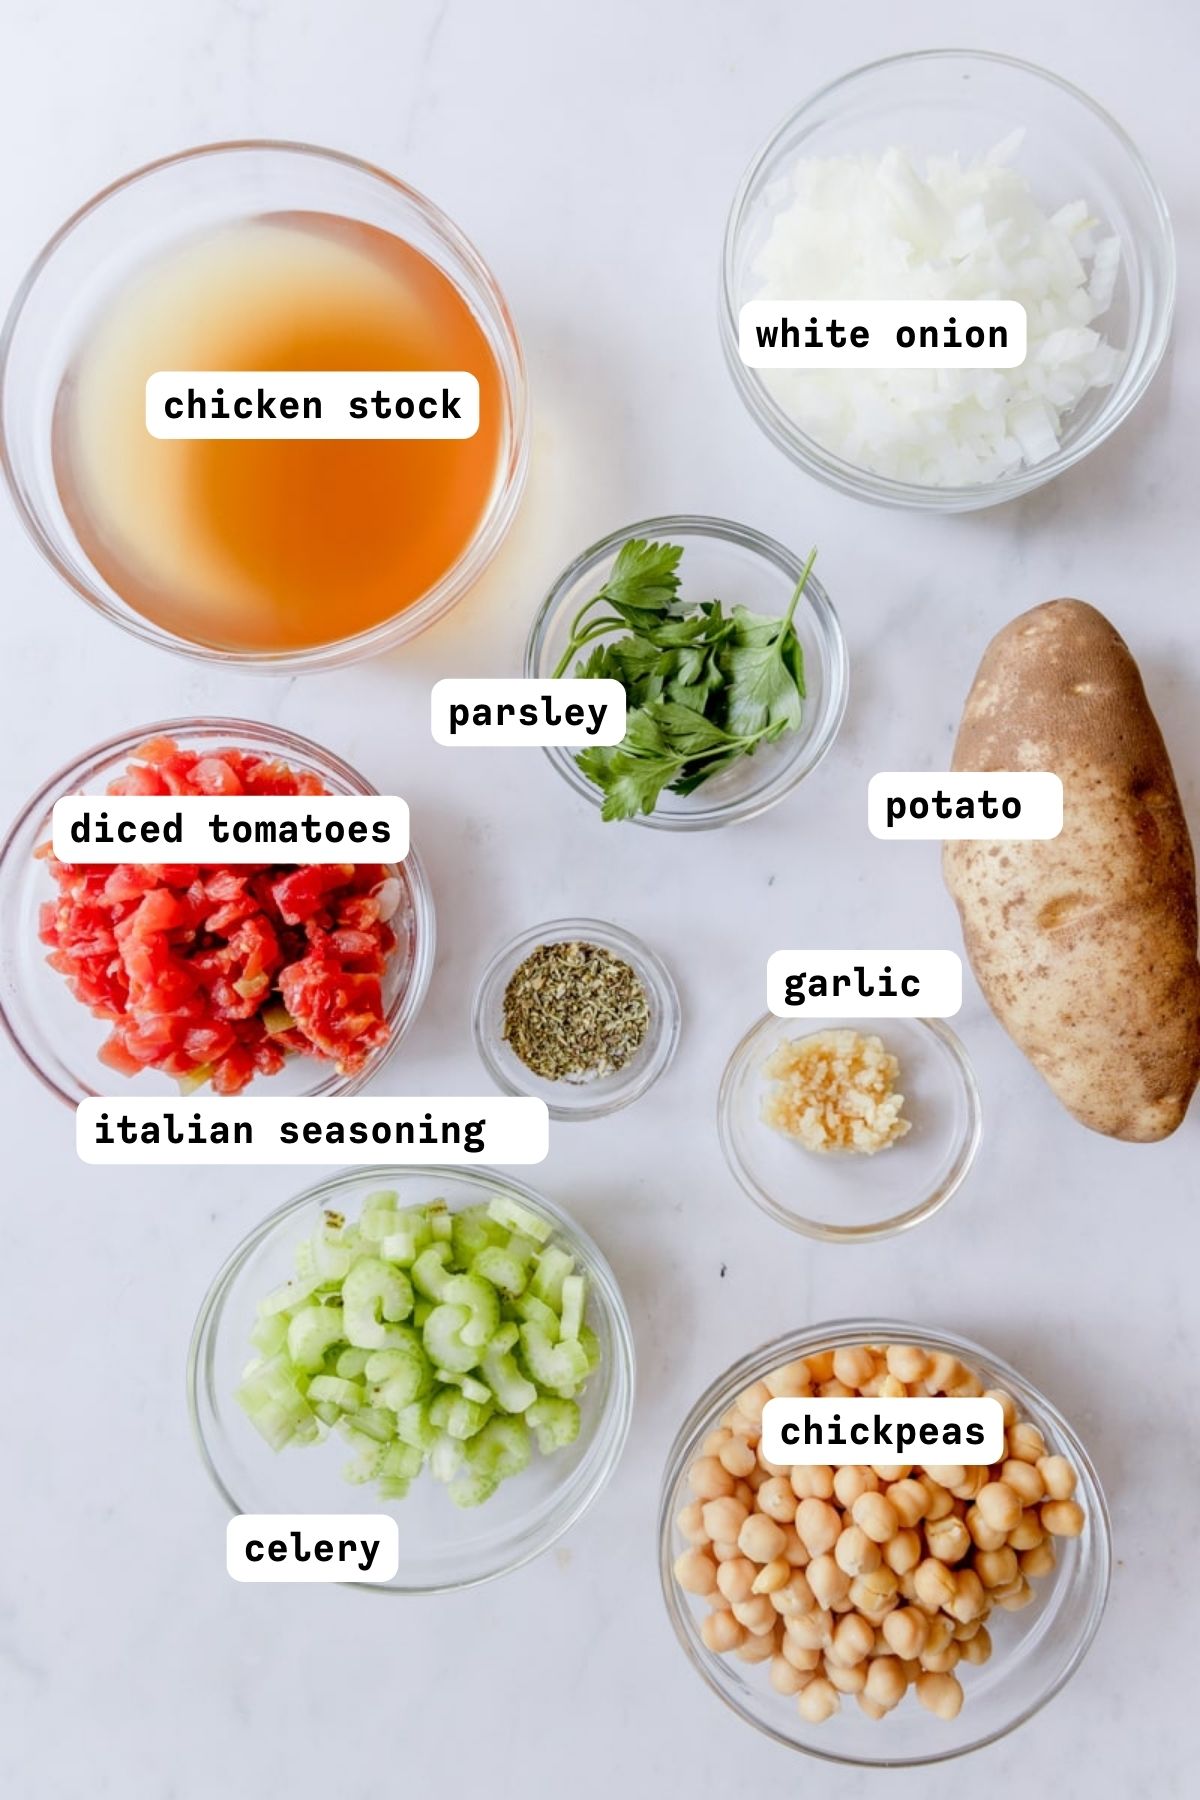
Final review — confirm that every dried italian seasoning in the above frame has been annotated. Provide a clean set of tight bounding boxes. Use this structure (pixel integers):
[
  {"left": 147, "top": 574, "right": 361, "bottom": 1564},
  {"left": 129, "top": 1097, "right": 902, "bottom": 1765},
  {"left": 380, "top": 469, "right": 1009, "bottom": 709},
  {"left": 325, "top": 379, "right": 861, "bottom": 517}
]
[{"left": 502, "top": 940, "right": 650, "bottom": 1082}]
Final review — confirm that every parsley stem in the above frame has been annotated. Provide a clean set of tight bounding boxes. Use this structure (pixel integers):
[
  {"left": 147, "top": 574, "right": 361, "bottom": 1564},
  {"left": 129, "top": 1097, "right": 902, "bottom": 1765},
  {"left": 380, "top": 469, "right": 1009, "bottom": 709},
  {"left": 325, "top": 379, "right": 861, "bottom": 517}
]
[
  {"left": 552, "top": 615, "right": 627, "bottom": 679},
  {"left": 781, "top": 546, "right": 818, "bottom": 637}
]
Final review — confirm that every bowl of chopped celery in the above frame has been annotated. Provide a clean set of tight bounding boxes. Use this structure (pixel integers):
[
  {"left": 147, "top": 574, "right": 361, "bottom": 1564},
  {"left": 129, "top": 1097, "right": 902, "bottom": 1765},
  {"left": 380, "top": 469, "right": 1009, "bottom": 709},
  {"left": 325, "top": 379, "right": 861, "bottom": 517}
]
[
  {"left": 526, "top": 516, "right": 847, "bottom": 831},
  {"left": 188, "top": 1166, "right": 635, "bottom": 1591}
]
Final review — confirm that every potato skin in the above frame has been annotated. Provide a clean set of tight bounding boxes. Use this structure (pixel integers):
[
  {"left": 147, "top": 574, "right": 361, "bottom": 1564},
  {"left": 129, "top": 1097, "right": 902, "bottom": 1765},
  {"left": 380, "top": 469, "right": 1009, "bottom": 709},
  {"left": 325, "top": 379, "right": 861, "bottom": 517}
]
[{"left": 944, "top": 600, "right": 1200, "bottom": 1142}]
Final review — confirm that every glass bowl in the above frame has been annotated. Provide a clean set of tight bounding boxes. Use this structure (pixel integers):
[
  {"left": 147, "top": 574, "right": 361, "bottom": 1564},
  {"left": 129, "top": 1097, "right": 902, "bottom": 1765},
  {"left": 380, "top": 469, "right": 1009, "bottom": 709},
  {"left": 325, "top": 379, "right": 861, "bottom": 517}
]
[
  {"left": 0, "top": 140, "right": 529, "bottom": 670},
  {"left": 659, "top": 1319, "right": 1111, "bottom": 1766},
  {"left": 721, "top": 50, "right": 1175, "bottom": 511},
  {"left": 718, "top": 1014, "right": 981, "bottom": 1242},
  {"left": 472, "top": 918, "right": 681, "bottom": 1120},
  {"left": 525, "top": 515, "right": 847, "bottom": 830},
  {"left": 0, "top": 717, "right": 435, "bottom": 1106},
  {"left": 189, "top": 1165, "right": 635, "bottom": 1592}
]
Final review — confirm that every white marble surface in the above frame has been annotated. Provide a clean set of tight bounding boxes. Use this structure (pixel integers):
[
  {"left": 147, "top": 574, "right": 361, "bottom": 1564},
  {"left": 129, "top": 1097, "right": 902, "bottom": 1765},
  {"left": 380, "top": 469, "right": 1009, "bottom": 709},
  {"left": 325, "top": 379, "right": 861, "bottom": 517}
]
[{"left": 0, "top": 1, "right": 1194, "bottom": 1794}]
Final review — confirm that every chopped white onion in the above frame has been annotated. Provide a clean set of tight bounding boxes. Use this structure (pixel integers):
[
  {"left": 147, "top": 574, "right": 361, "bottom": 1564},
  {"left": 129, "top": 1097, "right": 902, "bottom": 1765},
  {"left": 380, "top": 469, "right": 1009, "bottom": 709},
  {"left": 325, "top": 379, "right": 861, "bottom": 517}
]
[{"left": 752, "top": 138, "right": 1122, "bottom": 487}]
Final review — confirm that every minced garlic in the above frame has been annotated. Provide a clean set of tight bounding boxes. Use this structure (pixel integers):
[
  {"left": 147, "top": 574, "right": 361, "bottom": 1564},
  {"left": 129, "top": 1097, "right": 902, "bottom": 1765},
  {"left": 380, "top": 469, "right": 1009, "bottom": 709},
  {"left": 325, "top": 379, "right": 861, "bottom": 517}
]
[{"left": 761, "top": 1029, "right": 911, "bottom": 1155}]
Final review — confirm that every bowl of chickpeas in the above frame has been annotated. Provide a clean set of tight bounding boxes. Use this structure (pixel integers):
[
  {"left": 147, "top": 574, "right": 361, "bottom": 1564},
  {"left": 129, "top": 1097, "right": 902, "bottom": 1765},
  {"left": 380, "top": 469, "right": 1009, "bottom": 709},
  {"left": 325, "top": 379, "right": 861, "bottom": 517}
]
[{"left": 658, "top": 1322, "right": 1110, "bottom": 1766}]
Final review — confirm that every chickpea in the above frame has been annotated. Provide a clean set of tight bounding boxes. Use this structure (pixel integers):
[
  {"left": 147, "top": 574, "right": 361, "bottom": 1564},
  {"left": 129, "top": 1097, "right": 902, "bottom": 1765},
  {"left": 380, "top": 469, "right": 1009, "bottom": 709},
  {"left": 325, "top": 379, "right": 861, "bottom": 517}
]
[
  {"left": 1038, "top": 1455, "right": 1078, "bottom": 1501},
  {"left": 757, "top": 1456, "right": 788, "bottom": 1480},
  {"left": 919, "top": 1641, "right": 962, "bottom": 1675},
  {"left": 995, "top": 1576, "right": 1035, "bottom": 1612},
  {"left": 975, "top": 1546, "right": 1019, "bottom": 1589},
  {"left": 1007, "top": 1508, "right": 1045, "bottom": 1552},
  {"left": 724, "top": 1407, "right": 757, "bottom": 1441},
  {"left": 780, "top": 1525, "right": 810, "bottom": 1568},
  {"left": 871, "top": 1463, "right": 911, "bottom": 1483},
  {"left": 925, "top": 1353, "right": 963, "bottom": 1393},
  {"left": 863, "top": 1655, "right": 907, "bottom": 1711},
  {"left": 757, "top": 1476, "right": 797, "bottom": 1523},
  {"left": 856, "top": 1693, "right": 887, "bottom": 1720},
  {"left": 735, "top": 1629, "right": 778, "bottom": 1665},
  {"left": 751, "top": 1556, "right": 791, "bottom": 1596},
  {"left": 1020, "top": 1539, "right": 1056, "bottom": 1579},
  {"left": 951, "top": 1615, "right": 984, "bottom": 1642},
  {"left": 886, "top": 1345, "right": 930, "bottom": 1384},
  {"left": 924, "top": 1612, "right": 954, "bottom": 1655},
  {"left": 701, "top": 1608, "right": 747, "bottom": 1654},
  {"left": 797, "top": 1677, "right": 840, "bottom": 1724},
  {"left": 688, "top": 1457, "right": 735, "bottom": 1501},
  {"left": 947, "top": 1371, "right": 984, "bottom": 1399},
  {"left": 805, "top": 1351, "right": 835, "bottom": 1383},
  {"left": 833, "top": 1346, "right": 877, "bottom": 1389},
  {"left": 849, "top": 1567, "right": 899, "bottom": 1616},
  {"left": 951, "top": 1467, "right": 988, "bottom": 1501},
  {"left": 770, "top": 1570, "right": 816, "bottom": 1617},
  {"left": 882, "top": 1605, "right": 928, "bottom": 1660},
  {"left": 795, "top": 1497, "right": 841, "bottom": 1558},
  {"left": 833, "top": 1466, "right": 878, "bottom": 1508},
  {"left": 770, "top": 1653, "right": 808, "bottom": 1695},
  {"left": 819, "top": 1379, "right": 855, "bottom": 1398},
  {"left": 852, "top": 1491, "right": 900, "bottom": 1544},
  {"left": 925, "top": 1515, "right": 971, "bottom": 1565},
  {"left": 922, "top": 1464, "right": 967, "bottom": 1491},
  {"left": 877, "top": 1375, "right": 908, "bottom": 1401},
  {"left": 897, "top": 1571, "right": 920, "bottom": 1603},
  {"left": 884, "top": 1528, "right": 922, "bottom": 1576},
  {"left": 913, "top": 1558, "right": 957, "bottom": 1613},
  {"left": 1001, "top": 1458, "right": 1045, "bottom": 1504},
  {"left": 887, "top": 1478, "right": 929, "bottom": 1527},
  {"left": 1007, "top": 1422, "right": 1047, "bottom": 1464},
  {"left": 1041, "top": 1499, "right": 1085, "bottom": 1538},
  {"left": 780, "top": 1637, "right": 822, "bottom": 1673},
  {"left": 733, "top": 1480, "right": 756, "bottom": 1511},
  {"left": 834, "top": 1525, "right": 881, "bottom": 1577},
  {"left": 718, "top": 1436, "right": 757, "bottom": 1480},
  {"left": 765, "top": 1360, "right": 812, "bottom": 1399},
  {"left": 828, "top": 1612, "right": 875, "bottom": 1668},
  {"left": 946, "top": 1569, "right": 986, "bottom": 1624},
  {"left": 700, "top": 1496, "right": 748, "bottom": 1543},
  {"left": 732, "top": 1594, "right": 778, "bottom": 1636},
  {"left": 738, "top": 1513, "right": 788, "bottom": 1564},
  {"left": 827, "top": 1661, "right": 868, "bottom": 1695},
  {"left": 673, "top": 1548, "right": 717, "bottom": 1595},
  {"left": 790, "top": 1464, "right": 835, "bottom": 1501},
  {"left": 702, "top": 1426, "right": 733, "bottom": 1457},
  {"left": 976, "top": 1481, "right": 1022, "bottom": 1534},
  {"left": 784, "top": 1608, "right": 833, "bottom": 1651},
  {"left": 916, "top": 1671, "right": 964, "bottom": 1719},
  {"left": 676, "top": 1502, "right": 708, "bottom": 1545},
  {"left": 807, "top": 1553, "right": 852, "bottom": 1610},
  {"left": 984, "top": 1387, "right": 1018, "bottom": 1428},
  {"left": 715, "top": 1557, "right": 757, "bottom": 1605},
  {"left": 736, "top": 1381, "right": 772, "bottom": 1427},
  {"left": 960, "top": 1625, "right": 992, "bottom": 1667},
  {"left": 966, "top": 1505, "right": 1007, "bottom": 1552},
  {"left": 711, "top": 1539, "right": 741, "bottom": 1563},
  {"left": 743, "top": 1464, "right": 768, "bottom": 1493},
  {"left": 922, "top": 1482, "right": 956, "bottom": 1522}
]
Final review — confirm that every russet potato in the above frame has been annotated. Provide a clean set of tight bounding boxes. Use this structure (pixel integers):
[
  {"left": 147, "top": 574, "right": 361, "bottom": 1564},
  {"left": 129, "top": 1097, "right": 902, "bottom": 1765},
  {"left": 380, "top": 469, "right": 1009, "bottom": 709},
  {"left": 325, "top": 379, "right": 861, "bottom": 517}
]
[{"left": 944, "top": 599, "right": 1200, "bottom": 1142}]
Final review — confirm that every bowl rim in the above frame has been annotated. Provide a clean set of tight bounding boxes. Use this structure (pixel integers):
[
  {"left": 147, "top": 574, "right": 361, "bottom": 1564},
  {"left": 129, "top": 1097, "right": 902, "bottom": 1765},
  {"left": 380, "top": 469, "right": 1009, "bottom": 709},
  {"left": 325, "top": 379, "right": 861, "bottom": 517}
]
[
  {"left": 471, "top": 915, "right": 682, "bottom": 1119},
  {"left": 186, "top": 1162, "right": 637, "bottom": 1593},
  {"left": 0, "top": 137, "right": 530, "bottom": 670},
  {"left": 658, "top": 1316, "right": 1113, "bottom": 1766},
  {"left": 719, "top": 48, "right": 1177, "bottom": 512},
  {"left": 0, "top": 715, "right": 435, "bottom": 1106},
  {"left": 717, "top": 1013, "right": 983, "bottom": 1242},
  {"left": 525, "top": 512, "right": 849, "bottom": 831}
]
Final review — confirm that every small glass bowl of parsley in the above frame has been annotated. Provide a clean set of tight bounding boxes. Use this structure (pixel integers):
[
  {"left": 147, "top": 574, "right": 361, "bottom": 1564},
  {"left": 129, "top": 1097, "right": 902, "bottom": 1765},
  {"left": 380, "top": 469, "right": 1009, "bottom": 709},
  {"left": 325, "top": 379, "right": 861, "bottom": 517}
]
[{"left": 525, "top": 515, "right": 848, "bottom": 831}]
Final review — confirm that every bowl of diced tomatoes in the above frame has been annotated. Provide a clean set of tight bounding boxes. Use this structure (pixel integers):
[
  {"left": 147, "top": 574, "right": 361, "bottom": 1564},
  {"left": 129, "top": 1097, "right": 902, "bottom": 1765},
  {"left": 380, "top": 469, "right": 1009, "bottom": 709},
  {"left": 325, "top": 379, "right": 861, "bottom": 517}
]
[{"left": 0, "top": 718, "right": 435, "bottom": 1105}]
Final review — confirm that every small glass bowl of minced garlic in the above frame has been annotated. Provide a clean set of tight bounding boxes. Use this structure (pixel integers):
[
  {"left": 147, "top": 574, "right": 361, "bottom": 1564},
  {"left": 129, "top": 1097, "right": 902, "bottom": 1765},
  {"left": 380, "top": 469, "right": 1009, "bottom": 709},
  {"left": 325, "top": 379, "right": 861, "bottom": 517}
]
[
  {"left": 718, "top": 1014, "right": 982, "bottom": 1243},
  {"left": 472, "top": 918, "right": 681, "bottom": 1120}
]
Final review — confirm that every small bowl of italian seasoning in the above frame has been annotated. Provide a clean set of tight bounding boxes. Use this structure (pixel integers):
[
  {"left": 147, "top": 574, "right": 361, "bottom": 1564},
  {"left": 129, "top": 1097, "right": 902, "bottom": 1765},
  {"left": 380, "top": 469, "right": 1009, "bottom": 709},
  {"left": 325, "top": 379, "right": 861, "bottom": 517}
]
[{"left": 472, "top": 918, "right": 681, "bottom": 1120}]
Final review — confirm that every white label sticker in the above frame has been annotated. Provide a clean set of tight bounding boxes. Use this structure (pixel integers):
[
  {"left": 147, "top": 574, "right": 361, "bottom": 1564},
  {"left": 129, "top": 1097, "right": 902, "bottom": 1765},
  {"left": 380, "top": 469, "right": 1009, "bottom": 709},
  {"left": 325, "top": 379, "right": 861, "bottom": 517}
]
[
  {"left": 228, "top": 1515, "right": 400, "bottom": 1583},
  {"left": 146, "top": 371, "right": 479, "bottom": 439},
  {"left": 430, "top": 679, "right": 627, "bottom": 746},
  {"left": 738, "top": 301, "right": 1026, "bottom": 369},
  {"left": 76, "top": 1097, "right": 549, "bottom": 1165},
  {"left": 767, "top": 950, "right": 962, "bottom": 1018},
  {"left": 51, "top": 796, "right": 409, "bottom": 865},
  {"left": 868, "top": 772, "right": 1063, "bottom": 840},
  {"left": 760, "top": 1398, "right": 1006, "bottom": 1467}
]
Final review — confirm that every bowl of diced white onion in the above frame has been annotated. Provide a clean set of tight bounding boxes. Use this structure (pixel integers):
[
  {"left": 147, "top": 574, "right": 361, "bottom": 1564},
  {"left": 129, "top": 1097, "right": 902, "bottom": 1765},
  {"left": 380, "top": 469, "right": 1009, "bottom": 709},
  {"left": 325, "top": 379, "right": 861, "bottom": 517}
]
[{"left": 721, "top": 50, "right": 1174, "bottom": 510}]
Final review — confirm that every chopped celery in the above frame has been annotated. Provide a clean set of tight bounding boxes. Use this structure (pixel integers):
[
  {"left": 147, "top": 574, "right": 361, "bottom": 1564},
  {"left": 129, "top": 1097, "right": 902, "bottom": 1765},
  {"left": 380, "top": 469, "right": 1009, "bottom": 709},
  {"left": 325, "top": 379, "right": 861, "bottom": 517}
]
[
  {"left": 530, "top": 1245, "right": 575, "bottom": 1310},
  {"left": 341, "top": 1257, "right": 413, "bottom": 1348},
  {"left": 486, "top": 1194, "right": 553, "bottom": 1244},
  {"left": 240, "top": 1187, "right": 605, "bottom": 1510},
  {"left": 559, "top": 1274, "right": 586, "bottom": 1343},
  {"left": 528, "top": 1396, "right": 581, "bottom": 1455}
]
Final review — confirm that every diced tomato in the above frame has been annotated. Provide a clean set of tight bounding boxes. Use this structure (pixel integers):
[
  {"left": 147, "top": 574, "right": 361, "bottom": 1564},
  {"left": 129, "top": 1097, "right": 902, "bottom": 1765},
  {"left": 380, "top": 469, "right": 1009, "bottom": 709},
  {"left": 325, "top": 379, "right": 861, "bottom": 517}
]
[{"left": 271, "top": 864, "right": 355, "bottom": 924}]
